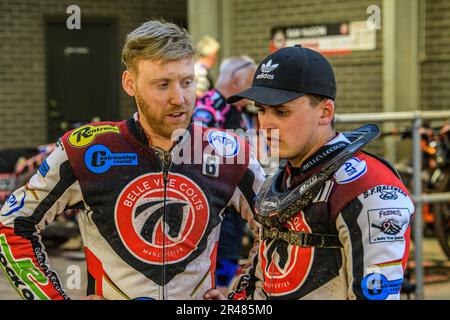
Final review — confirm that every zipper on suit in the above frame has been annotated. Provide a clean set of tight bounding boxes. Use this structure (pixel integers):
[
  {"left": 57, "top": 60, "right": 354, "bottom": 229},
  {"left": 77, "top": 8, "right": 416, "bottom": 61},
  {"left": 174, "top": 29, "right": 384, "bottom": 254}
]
[
  {"left": 150, "top": 132, "right": 186, "bottom": 299},
  {"left": 155, "top": 148, "right": 172, "bottom": 300}
]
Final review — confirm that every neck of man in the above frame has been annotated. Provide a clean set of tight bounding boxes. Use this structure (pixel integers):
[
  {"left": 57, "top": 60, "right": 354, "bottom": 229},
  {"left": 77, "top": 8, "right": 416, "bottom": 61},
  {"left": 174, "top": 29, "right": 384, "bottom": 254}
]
[
  {"left": 138, "top": 115, "right": 176, "bottom": 152},
  {"left": 288, "top": 128, "right": 336, "bottom": 169}
]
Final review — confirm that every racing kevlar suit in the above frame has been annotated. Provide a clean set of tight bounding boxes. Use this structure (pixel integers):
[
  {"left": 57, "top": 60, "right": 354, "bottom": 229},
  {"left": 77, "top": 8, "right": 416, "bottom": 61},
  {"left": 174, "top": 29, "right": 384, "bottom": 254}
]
[
  {"left": 0, "top": 116, "right": 265, "bottom": 300},
  {"left": 230, "top": 132, "right": 414, "bottom": 300}
]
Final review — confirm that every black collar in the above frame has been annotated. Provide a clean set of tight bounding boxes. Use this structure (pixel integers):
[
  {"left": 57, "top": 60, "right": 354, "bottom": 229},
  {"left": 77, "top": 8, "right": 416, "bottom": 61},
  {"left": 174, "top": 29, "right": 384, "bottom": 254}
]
[
  {"left": 287, "top": 140, "right": 350, "bottom": 177},
  {"left": 127, "top": 118, "right": 191, "bottom": 149}
]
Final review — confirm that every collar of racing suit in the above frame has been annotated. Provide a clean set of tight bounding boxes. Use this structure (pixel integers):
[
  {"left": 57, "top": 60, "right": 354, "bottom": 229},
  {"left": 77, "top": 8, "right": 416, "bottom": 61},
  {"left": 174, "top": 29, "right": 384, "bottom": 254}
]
[
  {"left": 284, "top": 132, "right": 351, "bottom": 190},
  {"left": 128, "top": 112, "right": 191, "bottom": 165}
]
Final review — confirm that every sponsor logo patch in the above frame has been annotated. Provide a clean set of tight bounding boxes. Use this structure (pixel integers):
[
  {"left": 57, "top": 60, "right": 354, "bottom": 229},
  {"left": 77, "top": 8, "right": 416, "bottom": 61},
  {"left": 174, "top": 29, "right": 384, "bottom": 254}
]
[
  {"left": 380, "top": 189, "right": 398, "bottom": 200},
  {"left": 115, "top": 173, "right": 209, "bottom": 265},
  {"left": 363, "top": 185, "right": 407, "bottom": 200},
  {"left": 0, "top": 234, "right": 49, "bottom": 300},
  {"left": 301, "top": 142, "right": 348, "bottom": 173},
  {"left": 38, "top": 160, "right": 50, "bottom": 177},
  {"left": 299, "top": 175, "right": 319, "bottom": 194},
  {"left": 260, "top": 197, "right": 280, "bottom": 211},
  {"left": 368, "top": 208, "right": 409, "bottom": 243},
  {"left": 2, "top": 191, "right": 26, "bottom": 217},
  {"left": 207, "top": 131, "right": 240, "bottom": 158},
  {"left": 361, "top": 273, "right": 403, "bottom": 300},
  {"left": 68, "top": 125, "right": 120, "bottom": 147},
  {"left": 84, "top": 145, "right": 138, "bottom": 174},
  {"left": 334, "top": 157, "right": 367, "bottom": 184}
]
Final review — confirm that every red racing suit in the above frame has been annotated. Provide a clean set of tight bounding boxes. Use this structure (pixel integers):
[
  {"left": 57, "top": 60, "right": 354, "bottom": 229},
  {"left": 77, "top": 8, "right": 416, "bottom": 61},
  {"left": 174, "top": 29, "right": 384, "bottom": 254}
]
[
  {"left": 0, "top": 117, "right": 265, "bottom": 300},
  {"left": 231, "top": 133, "right": 414, "bottom": 300}
]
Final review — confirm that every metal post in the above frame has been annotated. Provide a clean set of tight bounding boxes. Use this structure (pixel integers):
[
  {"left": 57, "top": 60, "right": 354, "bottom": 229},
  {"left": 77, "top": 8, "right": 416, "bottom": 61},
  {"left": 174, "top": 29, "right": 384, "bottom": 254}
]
[{"left": 412, "top": 113, "right": 424, "bottom": 299}]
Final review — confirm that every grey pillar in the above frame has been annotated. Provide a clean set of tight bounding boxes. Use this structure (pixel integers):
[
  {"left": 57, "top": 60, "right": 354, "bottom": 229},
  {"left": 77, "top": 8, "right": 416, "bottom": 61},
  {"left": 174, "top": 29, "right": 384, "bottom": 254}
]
[
  {"left": 187, "top": 0, "right": 233, "bottom": 78},
  {"left": 383, "top": 0, "right": 422, "bottom": 299},
  {"left": 383, "top": 0, "right": 420, "bottom": 163}
]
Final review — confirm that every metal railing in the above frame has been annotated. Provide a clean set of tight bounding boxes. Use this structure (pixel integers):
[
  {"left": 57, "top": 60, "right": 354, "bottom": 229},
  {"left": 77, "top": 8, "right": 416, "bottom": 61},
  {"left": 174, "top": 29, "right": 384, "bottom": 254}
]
[{"left": 335, "top": 110, "right": 450, "bottom": 300}]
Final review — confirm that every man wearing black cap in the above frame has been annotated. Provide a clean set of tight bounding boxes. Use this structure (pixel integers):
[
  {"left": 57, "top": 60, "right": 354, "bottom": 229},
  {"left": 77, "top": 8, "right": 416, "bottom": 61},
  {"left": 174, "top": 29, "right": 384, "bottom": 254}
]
[{"left": 204, "top": 46, "right": 414, "bottom": 300}]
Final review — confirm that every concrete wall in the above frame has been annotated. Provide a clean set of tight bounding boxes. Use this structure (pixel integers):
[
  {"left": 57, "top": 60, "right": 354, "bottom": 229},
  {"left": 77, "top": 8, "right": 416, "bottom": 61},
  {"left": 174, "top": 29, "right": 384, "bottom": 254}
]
[
  {"left": 0, "top": 0, "right": 186, "bottom": 148},
  {"left": 230, "top": 0, "right": 383, "bottom": 115},
  {"left": 421, "top": 0, "right": 450, "bottom": 111},
  {"left": 229, "top": 0, "right": 384, "bottom": 153},
  {"left": 2, "top": 0, "right": 450, "bottom": 149}
]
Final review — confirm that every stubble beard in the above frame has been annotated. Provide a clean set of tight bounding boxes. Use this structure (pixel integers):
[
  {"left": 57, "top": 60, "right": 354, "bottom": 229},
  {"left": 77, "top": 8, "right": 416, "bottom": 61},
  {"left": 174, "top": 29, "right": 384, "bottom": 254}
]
[{"left": 135, "top": 93, "right": 193, "bottom": 140}]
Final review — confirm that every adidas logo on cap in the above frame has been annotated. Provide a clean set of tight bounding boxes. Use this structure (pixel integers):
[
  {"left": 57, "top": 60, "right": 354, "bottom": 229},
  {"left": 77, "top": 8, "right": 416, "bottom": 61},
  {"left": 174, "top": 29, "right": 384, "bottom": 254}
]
[{"left": 256, "top": 59, "right": 279, "bottom": 80}]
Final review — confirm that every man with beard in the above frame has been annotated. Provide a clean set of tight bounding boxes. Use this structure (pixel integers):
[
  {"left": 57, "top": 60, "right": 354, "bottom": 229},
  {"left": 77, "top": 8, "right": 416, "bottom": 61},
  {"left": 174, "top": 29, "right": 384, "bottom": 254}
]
[{"left": 0, "top": 20, "right": 265, "bottom": 300}]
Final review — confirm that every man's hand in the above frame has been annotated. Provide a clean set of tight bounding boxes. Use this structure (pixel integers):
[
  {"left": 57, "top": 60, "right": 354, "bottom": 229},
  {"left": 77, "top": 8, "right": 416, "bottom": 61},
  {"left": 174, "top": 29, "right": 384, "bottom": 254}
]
[
  {"left": 79, "top": 295, "right": 107, "bottom": 300},
  {"left": 203, "top": 289, "right": 227, "bottom": 300}
]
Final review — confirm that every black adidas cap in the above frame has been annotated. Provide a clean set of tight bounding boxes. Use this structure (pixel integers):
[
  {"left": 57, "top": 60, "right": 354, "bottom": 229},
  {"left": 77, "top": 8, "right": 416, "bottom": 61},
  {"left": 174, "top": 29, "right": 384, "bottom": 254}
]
[{"left": 228, "top": 45, "right": 336, "bottom": 106}]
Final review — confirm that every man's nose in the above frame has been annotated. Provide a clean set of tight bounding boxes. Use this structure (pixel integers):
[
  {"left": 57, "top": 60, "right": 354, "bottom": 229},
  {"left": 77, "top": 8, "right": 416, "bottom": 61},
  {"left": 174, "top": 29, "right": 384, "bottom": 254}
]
[
  {"left": 169, "top": 84, "right": 186, "bottom": 105},
  {"left": 258, "top": 112, "right": 276, "bottom": 130}
]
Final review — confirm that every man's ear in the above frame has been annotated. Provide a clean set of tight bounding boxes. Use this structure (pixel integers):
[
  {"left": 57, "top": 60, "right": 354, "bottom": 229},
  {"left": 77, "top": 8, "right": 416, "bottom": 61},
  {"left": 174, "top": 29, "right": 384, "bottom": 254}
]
[
  {"left": 122, "top": 70, "right": 136, "bottom": 97},
  {"left": 319, "top": 99, "right": 335, "bottom": 126},
  {"left": 231, "top": 77, "right": 240, "bottom": 89}
]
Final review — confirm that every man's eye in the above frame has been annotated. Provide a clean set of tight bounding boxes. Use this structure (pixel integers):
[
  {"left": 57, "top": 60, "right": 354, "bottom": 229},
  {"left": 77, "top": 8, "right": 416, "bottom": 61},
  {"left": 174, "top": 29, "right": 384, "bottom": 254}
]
[
  {"left": 183, "top": 79, "right": 194, "bottom": 87},
  {"left": 158, "top": 83, "right": 169, "bottom": 89},
  {"left": 257, "top": 108, "right": 265, "bottom": 114},
  {"left": 276, "top": 109, "right": 288, "bottom": 116}
]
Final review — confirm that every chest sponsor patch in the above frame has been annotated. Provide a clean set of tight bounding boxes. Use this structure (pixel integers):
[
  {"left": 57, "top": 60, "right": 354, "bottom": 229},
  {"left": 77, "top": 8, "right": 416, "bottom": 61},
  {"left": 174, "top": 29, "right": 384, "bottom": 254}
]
[
  {"left": 367, "top": 208, "right": 410, "bottom": 243},
  {"left": 260, "top": 211, "right": 314, "bottom": 296},
  {"left": 361, "top": 273, "right": 403, "bottom": 300},
  {"left": 68, "top": 125, "right": 120, "bottom": 147},
  {"left": 115, "top": 173, "right": 209, "bottom": 264},
  {"left": 84, "top": 145, "right": 138, "bottom": 174},
  {"left": 334, "top": 157, "right": 367, "bottom": 184},
  {"left": 207, "top": 130, "right": 239, "bottom": 158}
]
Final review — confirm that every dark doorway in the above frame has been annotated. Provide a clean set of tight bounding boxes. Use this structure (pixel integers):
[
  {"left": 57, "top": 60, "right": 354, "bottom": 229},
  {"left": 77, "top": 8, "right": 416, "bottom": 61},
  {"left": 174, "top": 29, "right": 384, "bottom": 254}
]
[{"left": 46, "top": 19, "right": 119, "bottom": 142}]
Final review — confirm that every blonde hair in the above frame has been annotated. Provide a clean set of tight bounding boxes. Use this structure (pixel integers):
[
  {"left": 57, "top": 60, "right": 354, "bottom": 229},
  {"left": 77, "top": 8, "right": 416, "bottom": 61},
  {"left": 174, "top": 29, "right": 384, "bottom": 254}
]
[
  {"left": 122, "top": 20, "right": 196, "bottom": 72},
  {"left": 196, "top": 35, "right": 220, "bottom": 57}
]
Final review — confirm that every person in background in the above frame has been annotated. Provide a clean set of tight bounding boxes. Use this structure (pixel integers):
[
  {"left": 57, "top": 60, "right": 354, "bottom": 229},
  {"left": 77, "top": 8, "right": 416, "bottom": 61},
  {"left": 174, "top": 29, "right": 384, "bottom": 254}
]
[
  {"left": 193, "top": 56, "right": 257, "bottom": 294},
  {"left": 194, "top": 35, "right": 220, "bottom": 98}
]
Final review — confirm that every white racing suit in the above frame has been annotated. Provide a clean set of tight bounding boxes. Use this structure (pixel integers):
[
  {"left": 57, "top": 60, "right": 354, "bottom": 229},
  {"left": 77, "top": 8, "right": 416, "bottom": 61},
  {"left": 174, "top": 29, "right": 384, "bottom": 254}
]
[
  {"left": 0, "top": 117, "right": 265, "bottom": 300},
  {"left": 231, "top": 133, "right": 414, "bottom": 300}
]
